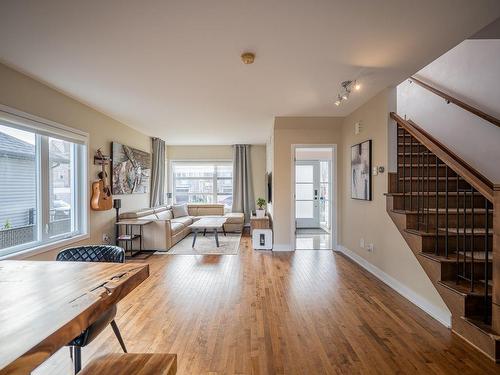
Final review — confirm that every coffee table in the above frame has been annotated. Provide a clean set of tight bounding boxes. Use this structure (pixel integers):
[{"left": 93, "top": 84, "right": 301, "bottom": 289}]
[{"left": 189, "top": 217, "right": 228, "bottom": 247}]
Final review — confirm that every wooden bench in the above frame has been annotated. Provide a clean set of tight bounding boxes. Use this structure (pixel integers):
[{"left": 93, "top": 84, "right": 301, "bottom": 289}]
[{"left": 79, "top": 353, "right": 176, "bottom": 375}]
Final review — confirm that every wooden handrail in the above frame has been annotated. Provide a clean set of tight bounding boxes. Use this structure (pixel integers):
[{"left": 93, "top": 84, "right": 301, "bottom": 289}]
[
  {"left": 410, "top": 76, "right": 500, "bottom": 128},
  {"left": 390, "top": 112, "right": 494, "bottom": 202}
]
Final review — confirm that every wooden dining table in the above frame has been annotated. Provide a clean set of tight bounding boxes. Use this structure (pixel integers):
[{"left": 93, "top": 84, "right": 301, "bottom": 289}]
[{"left": 0, "top": 260, "right": 149, "bottom": 375}]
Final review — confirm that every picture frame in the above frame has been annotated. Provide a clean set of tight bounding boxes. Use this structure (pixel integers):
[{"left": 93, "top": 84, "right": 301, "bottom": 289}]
[
  {"left": 111, "top": 142, "right": 151, "bottom": 195},
  {"left": 351, "top": 139, "right": 372, "bottom": 201}
]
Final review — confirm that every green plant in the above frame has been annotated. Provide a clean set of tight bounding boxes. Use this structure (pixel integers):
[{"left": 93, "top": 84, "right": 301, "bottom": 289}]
[
  {"left": 3, "top": 219, "right": 12, "bottom": 230},
  {"left": 256, "top": 197, "right": 266, "bottom": 210}
]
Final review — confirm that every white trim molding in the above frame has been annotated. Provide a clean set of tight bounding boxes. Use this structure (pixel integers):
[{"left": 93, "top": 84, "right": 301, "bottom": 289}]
[
  {"left": 337, "top": 245, "right": 452, "bottom": 328},
  {"left": 272, "top": 243, "right": 293, "bottom": 251},
  {"left": 290, "top": 144, "right": 338, "bottom": 250}
]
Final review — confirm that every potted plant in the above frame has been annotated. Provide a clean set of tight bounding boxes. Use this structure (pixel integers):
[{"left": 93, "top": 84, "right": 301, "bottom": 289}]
[{"left": 256, "top": 198, "right": 266, "bottom": 218}]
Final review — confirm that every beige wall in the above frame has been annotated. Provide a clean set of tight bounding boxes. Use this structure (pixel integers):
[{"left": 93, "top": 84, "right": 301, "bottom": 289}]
[
  {"left": 339, "top": 88, "right": 449, "bottom": 319},
  {"left": 0, "top": 63, "right": 151, "bottom": 260},
  {"left": 272, "top": 117, "right": 343, "bottom": 249},
  {"left": 166, "top": 145, "right": 267, "bottom": 205}
]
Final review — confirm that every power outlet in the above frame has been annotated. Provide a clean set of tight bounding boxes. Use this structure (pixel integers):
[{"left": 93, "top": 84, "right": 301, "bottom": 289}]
[
  {"left": 367, "top": 243, "right": 374, "bottom": 252},
  {"left": 102, "top": 233, "right": 111, "bottom": 244},
  {"left": 360, "top": 238, "right": 365, "bottom": 249}
]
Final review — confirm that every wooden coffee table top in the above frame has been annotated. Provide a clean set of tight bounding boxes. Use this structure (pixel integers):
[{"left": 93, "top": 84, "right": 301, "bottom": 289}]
[
  {"left": 0, "top": 260, "right": 149, "bottom": 375},
  {"left": 189, "top": 217, "right": 227, "bottom": 229}
]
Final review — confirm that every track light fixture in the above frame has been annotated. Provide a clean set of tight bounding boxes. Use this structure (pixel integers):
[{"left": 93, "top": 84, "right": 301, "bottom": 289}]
[{"left": 334, "top": 80, "right": 360, "bottom": 106}]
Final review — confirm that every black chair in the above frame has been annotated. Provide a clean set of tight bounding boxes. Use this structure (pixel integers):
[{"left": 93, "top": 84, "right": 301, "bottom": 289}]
[{"left": 56, "top": 245, "right": 127, "bottom": 374}]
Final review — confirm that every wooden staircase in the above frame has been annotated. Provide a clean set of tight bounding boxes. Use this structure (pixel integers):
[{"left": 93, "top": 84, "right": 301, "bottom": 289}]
[{"left": 387, "top": 112, "right": 500, "bottom": 361}]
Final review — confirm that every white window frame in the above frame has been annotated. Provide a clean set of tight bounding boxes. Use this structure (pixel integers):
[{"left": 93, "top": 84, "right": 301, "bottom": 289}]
[
  {"left": 0, "top": 105, "right": 89, "bottom": 259},
  {"left": 170, "top": 160, "right": 233, "bottom": 210}
]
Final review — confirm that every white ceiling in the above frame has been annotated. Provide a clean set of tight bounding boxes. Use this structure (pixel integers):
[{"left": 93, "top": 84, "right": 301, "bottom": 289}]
[{"left": 1, "top": 1, "right": 499, "bottom": 145}]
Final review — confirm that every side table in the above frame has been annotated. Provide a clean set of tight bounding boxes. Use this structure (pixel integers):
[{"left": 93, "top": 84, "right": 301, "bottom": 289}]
[
  {"left": 116, "top": 220, "right": 152, "bottom": 257},
  {"left": 250, "top": 215, "right": 270, "bottom": 233}
]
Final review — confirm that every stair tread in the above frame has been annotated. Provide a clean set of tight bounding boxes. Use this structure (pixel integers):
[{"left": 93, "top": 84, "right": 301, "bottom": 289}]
[
  {"left": 392, "top": 208, "right": 492, "bottom": 214},
  {"left": 404, "top": 228, "right": 494, "bottom": 237},
  {"left": 399, "top": 176, "right": 460, "bottom": 180},
  {"left": 398, "top": 152, "right": 435, "bottom": 156},
  {"left": 419, "top": 252, "right": 491, "bottom": 263},
  {"left": 438, "top": 227, "right": 493, "bottom": 235},
  {"left": 386, "top": 191, "right": 482, "bottom": 196},
  {"left": 419, "top": 251, "right": 493, "bottom": 263},
  {"left": 398, "top": 164, "right": 447, "bottom": 167},
  {"left": 438, "top": 279, "right": 491, "bottom": 297}
]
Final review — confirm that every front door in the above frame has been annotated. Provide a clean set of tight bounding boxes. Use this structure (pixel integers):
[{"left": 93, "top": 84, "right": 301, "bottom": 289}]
[{"left": 295, "top": 161, "right": 320, "bottom": 228}]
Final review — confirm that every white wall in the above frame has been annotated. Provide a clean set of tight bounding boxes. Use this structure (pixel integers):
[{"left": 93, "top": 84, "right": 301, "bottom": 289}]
[
  {"left": 340, "top": 89, "right": 451, "bottom": 325},
  {"left": 0, "top": 63, "right": 152, "bottom": 260},
  {"left": 272, "top": 117, "right": 343, "bottom": 249},
  {"left": 397, "top": 39, "right": 500, "bottom": 182}
]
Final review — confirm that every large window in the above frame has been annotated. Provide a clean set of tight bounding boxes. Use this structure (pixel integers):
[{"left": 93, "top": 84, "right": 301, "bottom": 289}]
[
  {"left": 0, "top": 106, "right": 88, "bottom": 257},
  {"left": 172, "top": 161, "right": 233, "bottom": 210}
]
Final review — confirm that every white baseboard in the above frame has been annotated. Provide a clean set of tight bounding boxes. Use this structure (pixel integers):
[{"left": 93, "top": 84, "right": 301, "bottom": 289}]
[
  {"left": 337, "top": 245, "right": 451, "bottom": 328},
  {"left": 272, "top": 243, "right": 293, "bottom": 251}
]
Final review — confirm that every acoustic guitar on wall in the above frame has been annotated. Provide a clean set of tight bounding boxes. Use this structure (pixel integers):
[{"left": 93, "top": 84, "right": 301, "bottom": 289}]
[{"left": 91, "top": 149, "right": 113, "bottom": 211}]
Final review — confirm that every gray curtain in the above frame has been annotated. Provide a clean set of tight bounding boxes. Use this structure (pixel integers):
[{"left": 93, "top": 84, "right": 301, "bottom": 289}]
[
  {"left": 150, "top": 137, "right": 166, "bottom": 207},
  {"left": 232, "top": 144, "right": 255, "bottom": 223}
]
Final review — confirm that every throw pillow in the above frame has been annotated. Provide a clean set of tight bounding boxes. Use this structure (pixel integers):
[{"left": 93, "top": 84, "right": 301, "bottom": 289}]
[{"left": 172, "top": 203, "right": 189, "bottom": 218}]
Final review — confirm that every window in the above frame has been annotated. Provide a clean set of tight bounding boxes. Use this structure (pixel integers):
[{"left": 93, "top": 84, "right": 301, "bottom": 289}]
[
  {"left": 0, "top": 106, "right": 88, "bottom": 257},
  {"left": 171, "top": 161, "right": 233, "bottom": 210}
]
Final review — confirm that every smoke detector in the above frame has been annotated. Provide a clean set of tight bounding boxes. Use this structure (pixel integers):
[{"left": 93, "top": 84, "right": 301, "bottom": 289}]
[{"left": 241, "top": 52, "right": 255, "bottom": 64}]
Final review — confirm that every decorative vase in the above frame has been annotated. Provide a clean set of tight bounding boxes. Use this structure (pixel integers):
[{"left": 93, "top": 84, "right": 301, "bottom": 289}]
[{"left": 256, "top": 209, "right": 265, "bottom": 218}]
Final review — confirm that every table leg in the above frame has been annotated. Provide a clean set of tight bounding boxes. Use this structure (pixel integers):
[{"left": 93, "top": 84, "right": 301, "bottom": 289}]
[
  {"left": 214, "top": 229, "right": 219, "bottom": 247},
  {"left": 126, "top": 225, "right": 129, "bottom": 256},
  {"left": 192, "top": 229, "right": 198, "bottom": 248},
  {"left": 203, "top": 228, "right": 206, "bottom": 236},
  {"left": 222, "top": 224, "right": 227, "bottom": 236},
  {"left": 140, "top": 225, "right": 143, "bottom": 252}
]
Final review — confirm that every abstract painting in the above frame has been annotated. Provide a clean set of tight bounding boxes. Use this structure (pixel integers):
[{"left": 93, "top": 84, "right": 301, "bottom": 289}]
[
  {"left": 112, "top": 142, "right": 151, "bottom": 194},
  {"left": 351, "top": 140, "right": 372, "bottom": 200}
]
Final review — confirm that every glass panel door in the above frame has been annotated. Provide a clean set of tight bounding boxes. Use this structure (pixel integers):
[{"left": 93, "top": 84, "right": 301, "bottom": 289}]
[{"left": 295, "top": 161, "right": 320, "bottom": 228}]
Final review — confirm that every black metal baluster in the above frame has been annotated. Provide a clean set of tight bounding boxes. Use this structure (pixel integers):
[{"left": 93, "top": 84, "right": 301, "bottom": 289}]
[
  {"left": 435, "top": 157, "right": 439, "bottom": 256},
  {"left": 417, "top": 144, "right": 421, "bottom": 231},
  {"left": 470, "top": 186, "right": 475, "bottom": 292},
  {"left": 445, "top": 166, "right": 449, "bottom": 258},
  {"left": 484, "top": 199, "right": 490, "bottom": 323},
  {"left": 397, "top": 125, "right": 400, "bottom": 193},
  {"left": 426, "top": 150, "right": 430, "bottom": 233},
  {"left": 409, "top": 135, "right": 413, "bottom": 211},
  {"left": 403, "top": 130, "right": 406, "bottom": 210},
  {"left": 456, "top": 176, "right": 460, "bottom": 284},
  {"left": 463, "top": 186, "right": 467, "bottom": 284}
]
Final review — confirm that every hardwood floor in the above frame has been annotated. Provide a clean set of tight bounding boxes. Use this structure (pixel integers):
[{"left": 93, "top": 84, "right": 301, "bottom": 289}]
[{"left": 34, "top": 235, "right": 499, "bottom": 374}]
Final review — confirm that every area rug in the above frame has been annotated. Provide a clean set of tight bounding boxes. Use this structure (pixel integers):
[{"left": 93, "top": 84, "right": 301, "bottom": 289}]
[{"left": 157, "top": 232, "right": 242, "bottom": 255}]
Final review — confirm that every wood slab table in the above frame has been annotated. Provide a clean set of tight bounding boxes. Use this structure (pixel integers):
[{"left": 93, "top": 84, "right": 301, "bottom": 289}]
[{"left": 0, "top": 260, "right": 149, "bottom": 375}]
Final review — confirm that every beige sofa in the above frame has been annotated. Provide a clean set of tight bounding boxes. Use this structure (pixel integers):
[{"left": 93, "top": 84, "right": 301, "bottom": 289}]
[{"left": 119, "top": 204, "right": 244, "bottom": 251}]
